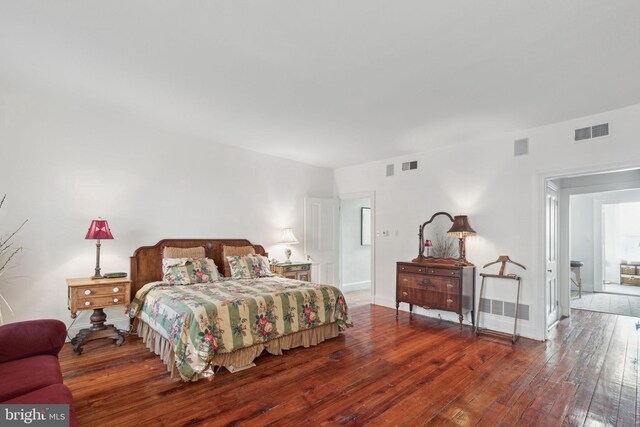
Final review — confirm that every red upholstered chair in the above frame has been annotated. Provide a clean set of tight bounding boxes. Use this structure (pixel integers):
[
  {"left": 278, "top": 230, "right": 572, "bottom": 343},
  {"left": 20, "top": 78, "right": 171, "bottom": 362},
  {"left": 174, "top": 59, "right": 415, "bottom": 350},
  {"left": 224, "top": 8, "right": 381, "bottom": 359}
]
[{"left": 0, "top": 319, "right": 77, "bottom": 427}]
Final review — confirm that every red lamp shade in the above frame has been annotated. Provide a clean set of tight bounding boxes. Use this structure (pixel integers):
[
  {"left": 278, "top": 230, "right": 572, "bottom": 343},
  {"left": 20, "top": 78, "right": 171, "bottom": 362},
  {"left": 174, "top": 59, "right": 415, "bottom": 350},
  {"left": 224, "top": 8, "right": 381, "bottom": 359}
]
[{"left": 85, "top": 219, "right": 114, "bottom": 240}]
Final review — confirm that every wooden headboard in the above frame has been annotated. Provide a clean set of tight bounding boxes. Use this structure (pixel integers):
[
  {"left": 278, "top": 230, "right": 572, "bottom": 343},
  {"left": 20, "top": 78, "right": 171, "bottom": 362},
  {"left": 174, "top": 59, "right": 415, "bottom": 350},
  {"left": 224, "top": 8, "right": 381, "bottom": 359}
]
[{"left": 129, "top": 239, "right": 267, "bottom": 300}]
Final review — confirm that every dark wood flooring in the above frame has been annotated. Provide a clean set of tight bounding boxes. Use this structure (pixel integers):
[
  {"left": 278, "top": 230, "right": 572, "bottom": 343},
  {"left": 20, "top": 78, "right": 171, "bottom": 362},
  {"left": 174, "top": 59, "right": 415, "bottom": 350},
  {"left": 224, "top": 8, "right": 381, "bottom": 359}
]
[{"left": 59, "top": 305, "right": 640, "bottom": 426}]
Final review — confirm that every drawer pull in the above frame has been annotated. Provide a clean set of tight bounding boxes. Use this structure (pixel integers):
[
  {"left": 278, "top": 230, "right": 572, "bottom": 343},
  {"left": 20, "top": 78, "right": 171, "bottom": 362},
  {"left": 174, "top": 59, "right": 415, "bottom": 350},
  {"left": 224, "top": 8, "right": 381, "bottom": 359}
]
[
  {"left": 422, "top": 279, "right": 431, "bottom": 286},
  {"left": 402, "top": 278, "right": 408, "bottom": 282},
  {"left": 400, "top": 267, "right": 405, "bottom": 270},
  {"left": 113, "top": 287, "right": 120, "bottom": 292},
  {"left": 84, "top": 301, "right": 91, "bottom": 306},
  {"left": 447, "top": 299, "right": 453, "bottom": 304},
  {"left": 447, "top": 284, "right": 453, "bottom": 289},
  {"left": 418, "top": 269, "right": 422, "bottom": 272},
  {"left": 84, "top": 289, "right": 91, "bottom": 295},
  {"left": 451, "top": 272, "right": 455, "bottom": 275},
  {"left": 402, "top": 291, "right": 408, "bottom": 296},
  {"left": 113, "top": 298, "right": 119, "bottom": 303}
]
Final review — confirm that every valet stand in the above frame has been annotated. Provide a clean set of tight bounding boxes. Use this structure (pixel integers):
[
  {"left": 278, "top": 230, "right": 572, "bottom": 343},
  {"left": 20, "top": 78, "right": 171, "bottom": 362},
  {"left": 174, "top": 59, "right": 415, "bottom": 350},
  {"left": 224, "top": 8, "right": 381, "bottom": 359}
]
[{"left": 475, "top": 256, "right": 526, "bottom": 344}]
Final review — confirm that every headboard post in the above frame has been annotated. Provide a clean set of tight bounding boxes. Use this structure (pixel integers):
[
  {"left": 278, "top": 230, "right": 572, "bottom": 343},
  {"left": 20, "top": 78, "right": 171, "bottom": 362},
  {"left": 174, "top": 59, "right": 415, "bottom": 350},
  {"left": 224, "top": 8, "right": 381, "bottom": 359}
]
[{"left": 129, "top": 239, "right": 267, "bottom": 302}]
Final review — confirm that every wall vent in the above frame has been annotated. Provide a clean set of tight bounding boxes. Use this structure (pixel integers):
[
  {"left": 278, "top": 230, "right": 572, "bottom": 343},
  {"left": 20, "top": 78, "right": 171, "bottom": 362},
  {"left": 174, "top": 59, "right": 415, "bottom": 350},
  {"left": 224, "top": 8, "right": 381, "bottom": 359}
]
[
  {"left": 491, "top": 300, "right": 503, "bottom": 315},
  {"left": 479, "top": 299, "right": 530, "bottom": 321},
  {"left": 514, "top": 138, "right": 529, "bottom": 156},
  {"left": 574, "top": 127, "right": 591, "bottom": 141},
  {"left": 592, "top": 123, "right": 609, "bottom": 138},
  {"left": 386, "top": 164, "right": 394, "bottom": 177},
  {"left": 574, "top": 123, "right": 609, "bottom": 142},
  {"left": 402, "top": 161, "right": 418, "bottom": 171}
]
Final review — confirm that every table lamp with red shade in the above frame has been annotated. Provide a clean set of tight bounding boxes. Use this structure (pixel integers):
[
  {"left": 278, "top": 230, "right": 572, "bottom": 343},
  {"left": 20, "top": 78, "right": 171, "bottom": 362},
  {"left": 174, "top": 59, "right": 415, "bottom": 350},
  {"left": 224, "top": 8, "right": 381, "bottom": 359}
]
[{"left": 85, "top": 218, "right": 114, "bottom": 279}]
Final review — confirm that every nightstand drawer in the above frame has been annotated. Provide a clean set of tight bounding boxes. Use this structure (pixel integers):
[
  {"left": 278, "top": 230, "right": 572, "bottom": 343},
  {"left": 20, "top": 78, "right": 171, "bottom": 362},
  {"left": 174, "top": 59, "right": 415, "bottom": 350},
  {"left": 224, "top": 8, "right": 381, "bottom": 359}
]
[
  {"left": 71, "top": 284, "right": 127, "bottom": 299},
  {"left": 77, "top": 294, "right": 127, "bottom": 309},
  {"left": 282, "top": 265, "right": 309, "bottom": 272}
]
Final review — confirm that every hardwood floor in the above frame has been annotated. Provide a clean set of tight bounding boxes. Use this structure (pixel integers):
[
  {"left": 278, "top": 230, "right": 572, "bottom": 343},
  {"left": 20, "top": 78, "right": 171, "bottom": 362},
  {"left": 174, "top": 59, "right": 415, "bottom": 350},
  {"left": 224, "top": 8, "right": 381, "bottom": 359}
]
[
  {"left": 343, "top": 289, "right": 371, "bottom": 307},
  {"left": 59, "top": 306, "right": 640, "bottom": 426}
]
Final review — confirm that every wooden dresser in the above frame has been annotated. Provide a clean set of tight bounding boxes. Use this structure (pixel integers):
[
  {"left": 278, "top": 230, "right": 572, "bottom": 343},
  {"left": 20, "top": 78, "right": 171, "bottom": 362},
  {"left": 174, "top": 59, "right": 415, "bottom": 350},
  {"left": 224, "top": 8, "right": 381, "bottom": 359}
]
[{"left": 396, "top": 262, "right": 475, "bottom": 326}]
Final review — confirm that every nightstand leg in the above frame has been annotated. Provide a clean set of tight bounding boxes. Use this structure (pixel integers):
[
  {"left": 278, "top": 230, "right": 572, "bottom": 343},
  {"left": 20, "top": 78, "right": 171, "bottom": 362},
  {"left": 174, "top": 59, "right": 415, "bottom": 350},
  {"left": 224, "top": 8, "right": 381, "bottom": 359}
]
[
  {"left": 71, "top": 308, "right": 125, "bottom": 355},
  {"left": 395, "top": 301, "right": 399, "bottom": 319},
  {"left": 458, "top": 314, "right": 464, "bottom": 329}
]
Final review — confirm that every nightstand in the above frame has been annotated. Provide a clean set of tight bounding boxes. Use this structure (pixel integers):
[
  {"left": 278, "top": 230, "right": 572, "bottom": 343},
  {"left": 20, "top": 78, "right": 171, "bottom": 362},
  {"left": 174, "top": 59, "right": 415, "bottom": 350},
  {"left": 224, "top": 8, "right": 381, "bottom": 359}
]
[
  {"left": 273, "top": 262, "right": 312, "bottom": 282},
  {"left": 66, "top": 277, "right": 131, "bottom": 354}
]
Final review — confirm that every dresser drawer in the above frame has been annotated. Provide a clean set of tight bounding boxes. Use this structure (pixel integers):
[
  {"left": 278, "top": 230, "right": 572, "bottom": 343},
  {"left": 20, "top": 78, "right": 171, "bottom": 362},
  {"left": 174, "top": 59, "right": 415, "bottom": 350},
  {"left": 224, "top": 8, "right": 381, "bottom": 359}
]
[
  {"left": 424, "top": 267, "right": 460, "bottom": 278},
  {"left": 621, "top": 265, "right": 637, "bottom": 275},
  {"left": 398, "top": 273, "right": 459, "bottom": 293},
  {"left": 398, "top": 264, "right": 429, "bottom": 275},
  {"left": 77, "top": 294, "right": 127, "bottom": 309}
]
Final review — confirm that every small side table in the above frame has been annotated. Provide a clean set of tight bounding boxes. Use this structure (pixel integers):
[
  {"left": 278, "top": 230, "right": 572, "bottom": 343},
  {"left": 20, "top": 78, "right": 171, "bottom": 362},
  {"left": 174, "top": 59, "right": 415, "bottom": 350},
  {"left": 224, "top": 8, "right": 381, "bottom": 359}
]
[
  {"left": 273, "top": 262, "right": 312, "bottom": 282},
  {"left": 66, "top": 277, "right": 131, "bottom": 354}
]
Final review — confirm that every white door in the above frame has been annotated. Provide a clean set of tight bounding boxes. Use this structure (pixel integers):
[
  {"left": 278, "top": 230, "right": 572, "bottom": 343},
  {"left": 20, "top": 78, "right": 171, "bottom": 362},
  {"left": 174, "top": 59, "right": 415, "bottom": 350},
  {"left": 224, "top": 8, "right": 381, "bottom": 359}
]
[
  {"left": 304, "top": 197, "right": 339, "bottom": 285},
  {"left": 546, "top": 182, "right": 560, "bottom": 327}
]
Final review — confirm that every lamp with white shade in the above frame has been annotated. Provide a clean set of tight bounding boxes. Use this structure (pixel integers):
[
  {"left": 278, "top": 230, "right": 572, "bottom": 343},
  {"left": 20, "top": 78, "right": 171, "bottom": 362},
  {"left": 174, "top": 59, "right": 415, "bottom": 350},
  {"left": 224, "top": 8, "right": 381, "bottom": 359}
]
[{"left": 278, "top": 228, "right": 299, "bottom": 263}]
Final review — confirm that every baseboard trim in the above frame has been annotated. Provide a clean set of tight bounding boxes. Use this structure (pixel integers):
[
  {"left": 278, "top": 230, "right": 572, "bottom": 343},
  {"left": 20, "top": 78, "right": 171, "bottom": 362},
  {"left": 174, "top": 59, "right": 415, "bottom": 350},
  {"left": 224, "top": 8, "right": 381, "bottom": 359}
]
[
  {"left": 343, "top": 281, "right": 371, "bottom": 292},
  {"left": 372, "top": 295, "right": 539, "bottom": 340}
]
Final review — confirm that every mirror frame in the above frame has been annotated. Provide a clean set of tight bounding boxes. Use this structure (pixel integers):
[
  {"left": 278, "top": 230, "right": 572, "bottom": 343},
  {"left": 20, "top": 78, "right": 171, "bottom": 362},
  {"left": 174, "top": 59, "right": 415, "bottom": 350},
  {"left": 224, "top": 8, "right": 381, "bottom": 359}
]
[{"left": 412, "top": 211, "right": 468, "bottom": 266}]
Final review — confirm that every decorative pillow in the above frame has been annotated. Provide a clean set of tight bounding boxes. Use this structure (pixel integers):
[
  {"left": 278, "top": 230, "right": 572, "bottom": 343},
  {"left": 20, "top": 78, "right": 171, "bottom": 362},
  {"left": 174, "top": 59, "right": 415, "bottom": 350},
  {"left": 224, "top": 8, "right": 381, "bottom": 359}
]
[
  {"left": 222, "top": 245, "right": 256, "bottom": 277},
  {"left": 162, "top": 257, "right": 219, "bottom": 284},
  {"left": 162, "top": 258, "right": 192, "bottom": 285},
  {"left": 227, "top": 255, "right": 272, "bottom": 279},
  {"left": 162, "top": 246, "right": 206, "bottom": 259},
  {"left": 254, "top": 255, "right": 274, "bottom": 277},
  {"left": 187, "top": 258, "right": 220, "bottom": 283}
]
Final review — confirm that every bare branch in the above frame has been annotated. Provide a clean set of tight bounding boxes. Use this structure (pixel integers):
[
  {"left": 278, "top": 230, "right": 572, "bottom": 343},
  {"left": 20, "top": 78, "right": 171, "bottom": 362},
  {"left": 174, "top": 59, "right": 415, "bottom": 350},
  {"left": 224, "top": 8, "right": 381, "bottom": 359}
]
[
  {"left": 0, "top": 242, "right": 13, "bottom": 255},
  {"left": 0, "top": 247, "right": 22, "bottom": 275},
  {"left": 0, "top": 219, "right": 28, "bottom": 248}
]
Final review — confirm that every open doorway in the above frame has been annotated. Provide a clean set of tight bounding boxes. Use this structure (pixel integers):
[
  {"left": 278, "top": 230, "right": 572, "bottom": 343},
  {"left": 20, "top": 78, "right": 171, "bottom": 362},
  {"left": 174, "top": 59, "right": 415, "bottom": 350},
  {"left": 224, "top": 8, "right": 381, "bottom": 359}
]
[
  {"left": 558, "top": 169, "right": 640, "bottom": 318},
  {"left": 339, "top": 194, "right": 374, "bottom": 308}
]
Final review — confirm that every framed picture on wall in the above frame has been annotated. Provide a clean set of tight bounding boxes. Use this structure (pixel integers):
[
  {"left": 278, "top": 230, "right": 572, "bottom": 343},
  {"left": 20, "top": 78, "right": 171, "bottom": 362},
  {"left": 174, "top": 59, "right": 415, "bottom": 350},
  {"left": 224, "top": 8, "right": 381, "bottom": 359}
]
[{"left": 361, "top": 207, "right": 371, "bottom": 246}]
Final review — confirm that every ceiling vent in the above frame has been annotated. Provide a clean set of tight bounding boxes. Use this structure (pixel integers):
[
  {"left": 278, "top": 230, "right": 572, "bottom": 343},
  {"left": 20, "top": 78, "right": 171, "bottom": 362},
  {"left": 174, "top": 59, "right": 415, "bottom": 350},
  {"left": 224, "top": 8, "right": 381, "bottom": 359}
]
[
  {"left": 574, "top": 123, "right": 609, "bottom": 142},
  {"left": 402, "top": 161, "right": 418, "bottom": 171},
  {"left": 514, "top": 138, "right": 529, "bottom": 156}
]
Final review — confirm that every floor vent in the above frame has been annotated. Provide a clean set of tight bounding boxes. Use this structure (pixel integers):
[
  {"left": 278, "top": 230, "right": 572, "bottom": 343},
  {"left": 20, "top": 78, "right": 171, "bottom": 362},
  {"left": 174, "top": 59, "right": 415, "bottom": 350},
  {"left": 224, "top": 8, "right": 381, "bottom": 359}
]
[
  {"left": 402, "top": 161, "right": 418, "bottom": 171},
  {"left": 575, "top": 123, "right": 609, "bottom": 142}
]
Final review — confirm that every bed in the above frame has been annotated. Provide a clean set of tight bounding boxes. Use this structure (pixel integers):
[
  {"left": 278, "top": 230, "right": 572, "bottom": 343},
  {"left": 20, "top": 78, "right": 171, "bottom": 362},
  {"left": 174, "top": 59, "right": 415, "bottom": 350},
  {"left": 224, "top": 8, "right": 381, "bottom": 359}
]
[{"left": 128, "top": 239, "right": 352, "bottom": 381}]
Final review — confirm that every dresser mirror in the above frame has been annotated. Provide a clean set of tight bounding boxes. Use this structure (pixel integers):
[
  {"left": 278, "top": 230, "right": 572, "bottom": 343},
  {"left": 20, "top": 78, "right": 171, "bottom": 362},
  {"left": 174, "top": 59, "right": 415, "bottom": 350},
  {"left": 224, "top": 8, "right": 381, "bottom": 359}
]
[{"left": 413, "top": 211, "right": 464, "bottom": 265}]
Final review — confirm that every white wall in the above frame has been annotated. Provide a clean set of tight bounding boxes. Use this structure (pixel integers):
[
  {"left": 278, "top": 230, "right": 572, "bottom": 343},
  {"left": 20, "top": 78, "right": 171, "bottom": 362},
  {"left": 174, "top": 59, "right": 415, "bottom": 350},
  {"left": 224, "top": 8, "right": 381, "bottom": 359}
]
[
  {"left": 0, "top": 81, "right": 333, "bottom": 334},
  {"left": 335, "top": 102, "right": 640, "bottom": 340},
  {"left": 340, "top": 197, "right": 371, "bottom": 291}
]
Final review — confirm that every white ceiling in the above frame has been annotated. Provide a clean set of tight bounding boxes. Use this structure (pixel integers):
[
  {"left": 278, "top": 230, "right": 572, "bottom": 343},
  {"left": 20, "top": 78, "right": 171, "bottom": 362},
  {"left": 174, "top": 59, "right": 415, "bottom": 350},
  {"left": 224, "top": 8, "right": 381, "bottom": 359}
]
[{"left": 2, "top": 1, "right": 640, "bottom": 168}]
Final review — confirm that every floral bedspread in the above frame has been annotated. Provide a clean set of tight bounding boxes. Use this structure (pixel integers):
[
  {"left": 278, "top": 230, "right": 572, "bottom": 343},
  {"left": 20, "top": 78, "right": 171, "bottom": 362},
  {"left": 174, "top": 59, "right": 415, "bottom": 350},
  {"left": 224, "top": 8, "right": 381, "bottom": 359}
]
[{"left": 128, "top": 276, "right": 352, "bottom": 380}]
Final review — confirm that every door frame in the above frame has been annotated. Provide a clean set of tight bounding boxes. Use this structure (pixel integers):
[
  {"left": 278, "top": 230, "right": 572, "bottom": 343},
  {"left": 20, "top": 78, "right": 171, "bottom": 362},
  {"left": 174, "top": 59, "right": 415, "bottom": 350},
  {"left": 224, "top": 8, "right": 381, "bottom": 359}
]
[
  {"left": 545, "top": 180, "right": 560, "bottom": 329},
  {"left": 536, "top": 159, "right": 640, "bottom": 341},
  {"left": 338, "top": 191, "right": 376, "bottom": 304}
]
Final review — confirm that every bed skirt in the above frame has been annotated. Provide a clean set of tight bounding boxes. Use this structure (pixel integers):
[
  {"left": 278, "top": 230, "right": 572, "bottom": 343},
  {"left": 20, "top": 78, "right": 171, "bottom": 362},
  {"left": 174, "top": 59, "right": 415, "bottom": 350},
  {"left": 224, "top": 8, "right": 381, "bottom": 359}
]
[{"left": 134, "top": 318, "right": 340, "bottom": 381}]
